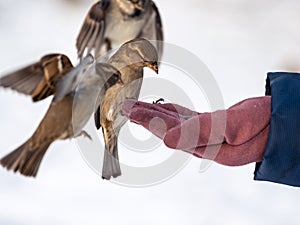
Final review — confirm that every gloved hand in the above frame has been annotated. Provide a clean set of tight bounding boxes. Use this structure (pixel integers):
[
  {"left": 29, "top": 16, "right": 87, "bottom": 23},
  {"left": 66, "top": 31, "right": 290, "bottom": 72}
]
[{"left": 122, "top": 97, "right": 271, "bottom": 166}]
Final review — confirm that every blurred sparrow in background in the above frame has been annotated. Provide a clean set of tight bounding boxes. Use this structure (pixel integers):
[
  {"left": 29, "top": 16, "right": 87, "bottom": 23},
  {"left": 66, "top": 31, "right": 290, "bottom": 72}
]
[{"left": 76, "top": 0, "right": 163, "bottom": 61}]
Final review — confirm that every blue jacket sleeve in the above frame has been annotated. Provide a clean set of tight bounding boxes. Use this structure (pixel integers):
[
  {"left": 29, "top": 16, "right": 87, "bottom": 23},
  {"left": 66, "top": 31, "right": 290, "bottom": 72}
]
[{"left": 254, "top": 72, "right": 300, "bottom": 187}]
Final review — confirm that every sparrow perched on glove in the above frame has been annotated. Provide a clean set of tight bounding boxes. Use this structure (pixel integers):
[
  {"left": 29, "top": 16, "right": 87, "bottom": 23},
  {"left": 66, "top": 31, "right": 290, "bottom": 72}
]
[
  {"left": 95, "top": 38, "right": 158, "bottom": 179},
  {"left": 0, "top": 54, "right": 123, "bottom": 177},
  {"left": 76, "top": 0, "right": 163, "bottom": 61}
]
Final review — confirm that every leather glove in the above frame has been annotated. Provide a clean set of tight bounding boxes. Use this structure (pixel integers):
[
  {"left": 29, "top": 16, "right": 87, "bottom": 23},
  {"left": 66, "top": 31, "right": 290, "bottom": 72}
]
[{"left": 122, "top": 97, "right": 271, "bottom": 166}]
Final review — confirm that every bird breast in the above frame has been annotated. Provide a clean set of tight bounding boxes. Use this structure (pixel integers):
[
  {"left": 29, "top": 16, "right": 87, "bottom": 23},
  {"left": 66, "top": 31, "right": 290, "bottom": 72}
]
[{"left": 105, "top": 5, "right": 151, "bottom": 48}]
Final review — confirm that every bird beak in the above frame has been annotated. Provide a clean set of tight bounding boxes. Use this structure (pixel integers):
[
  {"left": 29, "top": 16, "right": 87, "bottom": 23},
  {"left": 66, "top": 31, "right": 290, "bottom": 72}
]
[
  {"left": 147, "top": 63, "right": 159, "bottom": 74},
  {"left": 134, "top": 3, "right": 144, "bottom": 11},
  {"left": 117, "top": 78, "right": 124, "bottom": 87}
]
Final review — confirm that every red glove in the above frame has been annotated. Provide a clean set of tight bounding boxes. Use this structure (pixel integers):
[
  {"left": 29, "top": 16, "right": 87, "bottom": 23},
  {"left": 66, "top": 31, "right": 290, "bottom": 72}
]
[{"left": 122, "top": 97, "right": 271, "bottom": 166}]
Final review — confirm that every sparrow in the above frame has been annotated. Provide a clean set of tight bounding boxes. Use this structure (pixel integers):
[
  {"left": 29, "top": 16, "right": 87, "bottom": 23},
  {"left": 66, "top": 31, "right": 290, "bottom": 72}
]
[
  {"left": 76, "top": 0, "right": 163, "bottom": 61},
  {"left": 95, "top": 38, "right": 158, "bottom": 179},
  {"left": 0, "top": 54, "right": 123, "bottom": 177}
]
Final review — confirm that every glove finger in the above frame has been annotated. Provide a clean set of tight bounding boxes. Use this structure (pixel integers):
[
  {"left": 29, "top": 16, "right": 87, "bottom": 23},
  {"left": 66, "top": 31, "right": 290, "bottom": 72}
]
[
  {"left": 153, "top": 103, "right": 199, "bottom": 117},
  {"left": 128, "top": 108, "right": 182, "bottom": 139},
  {"left": 122, "top": 99, "right": 182, "bottom": 120},
  {"left": 122, "top": 99, "right": 199, "bottom": 120},
  {"left": 164, "top": 110, "right": 226, "bottom": 150}
]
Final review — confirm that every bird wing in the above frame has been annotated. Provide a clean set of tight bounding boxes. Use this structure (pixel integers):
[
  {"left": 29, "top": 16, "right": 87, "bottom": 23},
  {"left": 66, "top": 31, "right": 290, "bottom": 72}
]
[
  {"left": 93, "top": 63, "right": 119, "bottom": 130},
  {"left": 0, "top": 54, "right": 73, "bottom": 102},
  {"left": 95, "top": 106, "right": 101, "bottom": 129},
  {"left": 137, "top": 1, "right": 164, "bottom": 60},
  {"left": 76, "top": 0, "right": 110, "bottom": 60},
  {"left": 52, "top": 55, "right": 94, "bottom": 104}
]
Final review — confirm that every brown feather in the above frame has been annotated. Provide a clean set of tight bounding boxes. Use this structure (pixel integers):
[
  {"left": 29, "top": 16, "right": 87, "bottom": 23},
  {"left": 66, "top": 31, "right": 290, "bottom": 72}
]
[
  {"left": 101, "top": 121, "right": 121, "bottom": 179},
  {"left": 76, "top": 0, "right": 109, "bottom": 59},
  {"left": 137, "top": 1, "right": 163, "bottom": 60},
  {"left": 94, "top": 105, "right": 101, "bottom": 130},
  {"left": 0, "top": 54, "right": 73, "bottom": 102},
  {"left": 0, "top": 141, "right": 51, "bottom": 177},
  {"left": 0, "top": 63, "right": 43, "bottom": 95}
]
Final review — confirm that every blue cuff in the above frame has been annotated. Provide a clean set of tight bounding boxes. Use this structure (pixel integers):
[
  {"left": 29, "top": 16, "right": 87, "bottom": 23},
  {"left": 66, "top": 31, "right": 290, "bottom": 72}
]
[{"left": 254, "top": 72, "right": 300, "bottom": 187}]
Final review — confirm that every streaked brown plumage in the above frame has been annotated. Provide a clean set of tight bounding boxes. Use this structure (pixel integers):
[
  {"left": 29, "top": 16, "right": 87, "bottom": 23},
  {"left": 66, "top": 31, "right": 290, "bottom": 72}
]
[
  {"left": 0, "top": 54, "right": 73, "bottom": 102},
  {"left": 96, "top": 38, "right": 158, "bottom": 179},
  {"left": 0, "top": 54, "right": 123, "bottom": 177}
]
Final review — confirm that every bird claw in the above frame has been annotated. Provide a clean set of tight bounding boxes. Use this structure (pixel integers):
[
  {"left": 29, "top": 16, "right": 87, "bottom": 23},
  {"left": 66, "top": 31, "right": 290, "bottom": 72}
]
[
  {"left": 153, "top": 98, "right": 164, "bottom": 104},
  {"left": 78, "top": 130, "right": 92, "bottom": 140}
]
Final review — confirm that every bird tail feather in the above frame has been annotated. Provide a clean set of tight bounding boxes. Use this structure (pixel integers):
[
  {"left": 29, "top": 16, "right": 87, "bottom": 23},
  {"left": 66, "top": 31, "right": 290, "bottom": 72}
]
[
  {"left": 102, "top": 136, "right": 121, "bottom": 180},
  {"left": 0, "top": 141, "right": 50, "bottom": 177}
]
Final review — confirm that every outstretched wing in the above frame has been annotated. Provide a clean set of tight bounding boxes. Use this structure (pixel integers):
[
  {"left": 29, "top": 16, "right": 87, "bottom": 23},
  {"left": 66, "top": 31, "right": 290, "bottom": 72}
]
[
  {"left": 138, "top": 1, "right": 164, "bottom": 61},
  {"left": 76, "top": 0, "right": 110, "bottom": 60},
  {"left": 0, "top": 54, "right": 73, "bottom": 102}
]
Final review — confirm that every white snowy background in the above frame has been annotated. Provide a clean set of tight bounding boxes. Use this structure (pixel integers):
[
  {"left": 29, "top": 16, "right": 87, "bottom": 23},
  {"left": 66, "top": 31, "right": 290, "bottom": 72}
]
[{"left": 1, "top": 0, "right": 300, "bottom": 224}]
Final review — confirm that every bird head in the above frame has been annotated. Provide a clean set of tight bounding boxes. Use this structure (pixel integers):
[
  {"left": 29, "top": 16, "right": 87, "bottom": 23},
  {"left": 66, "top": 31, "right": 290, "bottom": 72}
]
[
  {"left": 110, "top": 38, "right": 159, "bottom": 74},
  {"left": 130, "top": 0, "right": 146, "bottom": 11},
  {"left": 117, "top": 0, "right": 149, "bottom": 17}
]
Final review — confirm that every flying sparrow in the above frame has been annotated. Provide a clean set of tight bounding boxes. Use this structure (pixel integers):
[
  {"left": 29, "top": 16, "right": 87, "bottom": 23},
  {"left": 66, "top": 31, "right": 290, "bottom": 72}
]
[
  {"left": 76, "top": 0, "right": 163, "bottom": 61},
  {"left": 0, "top": 54, "right": 123, "bottom": 177}
]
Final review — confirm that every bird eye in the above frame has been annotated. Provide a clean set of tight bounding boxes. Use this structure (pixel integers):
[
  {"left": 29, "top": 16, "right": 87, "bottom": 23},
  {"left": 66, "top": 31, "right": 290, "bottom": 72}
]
[{"left": 113, "top": 74, "right": 119, "bottom": 80}]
